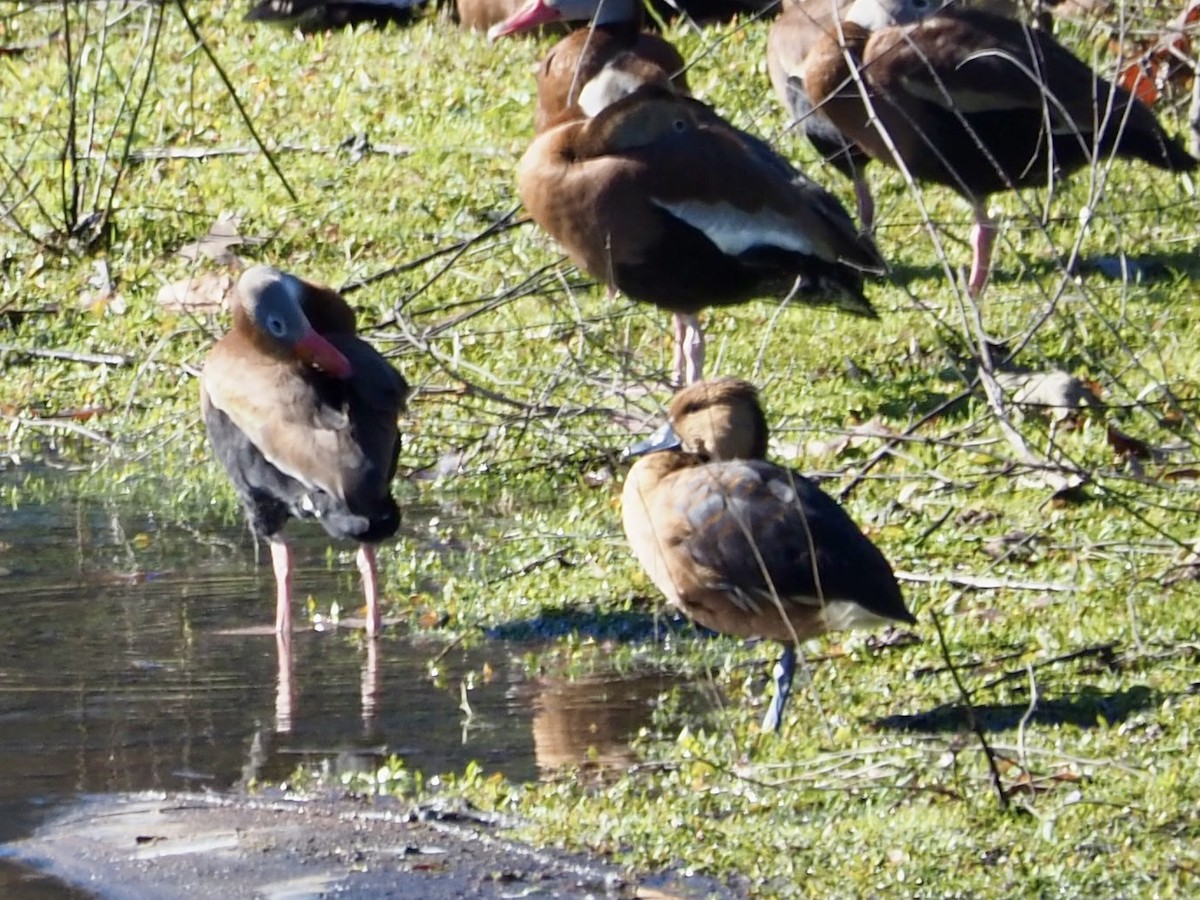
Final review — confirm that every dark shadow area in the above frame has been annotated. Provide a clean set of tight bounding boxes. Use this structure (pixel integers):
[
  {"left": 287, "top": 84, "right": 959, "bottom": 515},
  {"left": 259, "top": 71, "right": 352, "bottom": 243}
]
[
  {"left": 876, "top": 685, "right": 1157, "bottom": 733},
  {"left": 484, "top": 602, "right": 701, "bottom": 644}
]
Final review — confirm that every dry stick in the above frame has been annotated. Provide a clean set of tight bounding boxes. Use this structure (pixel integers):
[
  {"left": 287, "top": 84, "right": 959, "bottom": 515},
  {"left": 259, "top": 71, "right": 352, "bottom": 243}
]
[
  {"left": 101, "top": 1, "right": 166, "bottom": 232},
  {"left": 394, "top": 210, "right": 526, "bottom": 314},
  {"left": 3, "top": 412, "right": 114, "bottom": 447},
  {"left": 58, "top": 0, "right": 81, "bottom": 230},
  {"left": 981, "top": 643, "right": 1117, "bottom": 692},
  {"left": 173, "top": 0, "right": 296, "bottom": 202},
  {"left": 342, "top": 211, "right": 527, "bottom": 300},
  {"left": 837, "top": 387, "right": 972, "bottom": 502},
  {"left": 894, "top": 569, "right": 1072, "bottom": 594},
  {"left": 929, "top": 609, "right": 1009, "bottom": 810},
  {"left": 87, "top": 142, "right": 413, "bottom": 163},
  {"left": 0, "top": 343, "right": 132, "bottom": 366}
]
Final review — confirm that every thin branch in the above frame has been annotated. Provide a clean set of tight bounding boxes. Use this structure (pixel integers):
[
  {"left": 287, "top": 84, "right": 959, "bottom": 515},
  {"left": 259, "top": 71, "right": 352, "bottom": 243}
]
[
  {"left": 172, "top": 0, "right": 297, "bottom": 202},
  {"left": 930, "top": 609, "right": 1009, "bottom": 810}
]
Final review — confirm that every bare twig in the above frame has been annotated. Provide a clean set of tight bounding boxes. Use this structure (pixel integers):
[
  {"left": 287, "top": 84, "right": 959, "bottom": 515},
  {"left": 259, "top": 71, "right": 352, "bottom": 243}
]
[
  {"left": 929, "top": 609, "right": 1009, "bottom": 810},
  {"left": 0, "top": 343, "right": 133, "bottom": 366},
  {"left": 172, "top": 0, "right": 297, "bottom": 202}
]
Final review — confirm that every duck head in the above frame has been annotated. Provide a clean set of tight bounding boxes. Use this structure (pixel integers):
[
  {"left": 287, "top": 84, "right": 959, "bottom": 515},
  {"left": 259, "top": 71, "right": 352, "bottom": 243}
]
[{"left": 235, "top": 265, "right": 353, "bottom": 378}]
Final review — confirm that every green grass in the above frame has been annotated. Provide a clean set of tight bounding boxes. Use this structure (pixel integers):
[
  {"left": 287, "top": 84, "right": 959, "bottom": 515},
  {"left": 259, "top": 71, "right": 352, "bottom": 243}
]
[{"left": 2, "top": 0, "right": 1199, "bottom": 894}]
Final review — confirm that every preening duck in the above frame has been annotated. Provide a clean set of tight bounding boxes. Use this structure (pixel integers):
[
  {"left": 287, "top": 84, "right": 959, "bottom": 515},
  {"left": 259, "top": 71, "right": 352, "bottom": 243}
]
[
  {"left": 517, "top": 82, "right": 886, "bottom": 385},
  {"left": 489, "top": 0, "right": 690, "bottom": 133},
  {"left": 200, "top": 265, "right": 409, "bottom": 637}
]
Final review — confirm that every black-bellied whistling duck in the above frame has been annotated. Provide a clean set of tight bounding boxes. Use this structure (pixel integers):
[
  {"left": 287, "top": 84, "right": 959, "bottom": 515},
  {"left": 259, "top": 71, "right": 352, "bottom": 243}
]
[
  {"left": 767, "top": 0, "right": 876, "bottom": 229},
  {"left": 200, "top": 265, "right": 409, "bottom": 637},
  {"left": 244, "top": 0, "right": 427, "bottom": 30},
  {"left": 804, "top": 0, "right": 1198, "bottom": 296},
  {"left": 488, "top": 0, "right": 690, "bottom": 133},
  {"left": 622, "top": 378, "right": 915, "bottom": 731},
  {"left": 517, "top": 81, "right": 886, "bottom": 385}
]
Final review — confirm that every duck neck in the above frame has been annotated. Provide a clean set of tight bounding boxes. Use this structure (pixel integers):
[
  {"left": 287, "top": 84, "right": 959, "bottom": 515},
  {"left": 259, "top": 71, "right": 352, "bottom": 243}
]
[{"left": 590, "top": 0, "right": 641, "bottom": 30}]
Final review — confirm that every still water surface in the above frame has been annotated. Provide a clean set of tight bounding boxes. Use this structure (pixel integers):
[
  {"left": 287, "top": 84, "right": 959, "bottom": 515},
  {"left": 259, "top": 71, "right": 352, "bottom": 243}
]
[{"left": 0, "top": 466, "right": 676, "bottom": 894}]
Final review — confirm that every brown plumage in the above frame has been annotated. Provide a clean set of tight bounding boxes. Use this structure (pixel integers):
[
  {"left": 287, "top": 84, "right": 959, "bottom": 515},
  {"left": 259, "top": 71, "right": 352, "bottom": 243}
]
[
  {"left": 488, "top": 0, "right": 689, "bottom": 133},
  {"left": 767, "top": 0, "right": 876, "bottom": 228},
  {"left": 517, "top": 83, "right": 885, "bottom": 384},
  {"left": 200, "top": 265, "right": 408, "bottom": 637},
  {"left": 804, "top": 0, "right": 1198, "bottom": 296},
  {"left": 622, "top": 377, "right": 915, "bottom": 730}
]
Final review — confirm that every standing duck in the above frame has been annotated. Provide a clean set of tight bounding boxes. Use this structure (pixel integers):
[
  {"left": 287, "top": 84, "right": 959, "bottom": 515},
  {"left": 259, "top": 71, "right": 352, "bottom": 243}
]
[
  {"left": 622, "top": 378, "right": 915, "bottom": 731},
  {"left": 200, "top": 265, "right": 409, "bottom": 637},
  {"left": 804, "top": 0, "right": 1197, "bottom": 296},
  {"left": 517, "top": 82, "right": 886, "bottom": 385},
  {"left": 767, "top": 0, "right": 876, "bottom": 229},
  {"left": 488, "top": 0, "right": 690, "bottom": 133}
]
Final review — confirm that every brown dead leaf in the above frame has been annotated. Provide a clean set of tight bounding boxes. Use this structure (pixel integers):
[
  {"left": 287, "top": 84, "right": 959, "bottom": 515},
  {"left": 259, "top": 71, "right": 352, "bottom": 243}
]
[
  {"left": 174, "top": 213, "right": 263, "bottom": 264},
  {"left": 1106, "top": 424, "right": 1154, "bottom": 461},
  {"left": 156, "top": 272, "right": 236, "bottom": 313},
  {"left": 997, "top": 370, "right": 1101, "bottom": 421}
]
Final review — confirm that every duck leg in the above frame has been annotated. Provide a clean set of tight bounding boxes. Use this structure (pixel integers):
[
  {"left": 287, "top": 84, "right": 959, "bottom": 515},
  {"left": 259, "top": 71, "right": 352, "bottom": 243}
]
[
  {"left": 853, "top": 175, "right": 875, "bottom": 234},
  {"left": 968, "top": 204, "right": 995, "bottom": 298},
  {"left": 672, "top": 312, "right": 705, "bottom": 387},
  {"left": 356, "top": 543, "right": 383, "bottom": 637},
  {"left": 761, "top": 643, "right": 796, "bottom": 734},
  {"left": 275, "top": 630, "right": 295, "bottom": 734},
  {"left": 269, "top": 538, "right": 293, "bottom": 635}
]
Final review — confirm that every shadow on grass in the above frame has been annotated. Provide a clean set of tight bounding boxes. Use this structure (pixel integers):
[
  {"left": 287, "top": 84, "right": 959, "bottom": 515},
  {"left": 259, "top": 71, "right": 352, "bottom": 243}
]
[
  {"left": 484, "top": 602, "right": 703, "bottom": 645},
  {"left": 876, "top": 684, "right": 1157, "bottom": 733}
]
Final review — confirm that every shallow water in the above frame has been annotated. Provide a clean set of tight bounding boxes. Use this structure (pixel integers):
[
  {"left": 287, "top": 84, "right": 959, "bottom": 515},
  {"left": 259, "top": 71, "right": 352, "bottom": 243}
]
[{"left": 0, "top": 466, "right": 677, "bottom": 896}]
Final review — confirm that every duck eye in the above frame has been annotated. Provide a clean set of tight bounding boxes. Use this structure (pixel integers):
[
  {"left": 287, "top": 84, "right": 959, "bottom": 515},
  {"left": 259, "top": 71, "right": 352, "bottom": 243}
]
[
  {"left": 672, "top": 118, "right": 687, "bottom": 133},
  {"left": 266, "top": 314, "right": 287, "bottom": 338}
]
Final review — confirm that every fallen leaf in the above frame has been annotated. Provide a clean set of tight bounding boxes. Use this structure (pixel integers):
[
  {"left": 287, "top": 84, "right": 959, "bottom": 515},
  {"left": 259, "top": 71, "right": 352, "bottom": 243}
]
[
  {"left": 1106, "top": 424, "right": 1154, "bottom": 461},
  {"left": 174, "top": 213, "right": 263, "bottom": 264},
  {"left": 156, "top": 272, "right": 236, "bottom": 312}
]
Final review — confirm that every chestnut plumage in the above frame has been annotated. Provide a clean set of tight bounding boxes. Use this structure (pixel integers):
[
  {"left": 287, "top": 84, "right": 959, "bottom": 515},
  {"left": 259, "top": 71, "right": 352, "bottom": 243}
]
[
  {"left": 622, "top": 378, "right": 915, "bottom": 731},
  {"left": 489, "top": 0, "right": 690, "bottom": 133},
  {"left": 517, "top": 82, "right": 885, "bottom": 385},
  {"left": 200, "top": 265, "right": 408, "bottom": 637},
  {"left": 767, "top": 0, "right": 877, "bottom": 229},
  {"left": 804, "top": 0, "right": 1198, "bottom": 295}
]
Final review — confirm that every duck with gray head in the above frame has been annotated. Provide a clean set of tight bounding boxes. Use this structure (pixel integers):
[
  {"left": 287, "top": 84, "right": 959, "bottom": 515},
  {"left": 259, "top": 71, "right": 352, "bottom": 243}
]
[{"left": 200, "top": 265, "right": 409, "bottom": 637}]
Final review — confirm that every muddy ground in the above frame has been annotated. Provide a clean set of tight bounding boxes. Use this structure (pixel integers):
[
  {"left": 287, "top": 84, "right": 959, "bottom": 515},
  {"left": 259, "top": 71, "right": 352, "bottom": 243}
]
[{"left": 0, "top": 792, "right": 743, "bottom": 899}]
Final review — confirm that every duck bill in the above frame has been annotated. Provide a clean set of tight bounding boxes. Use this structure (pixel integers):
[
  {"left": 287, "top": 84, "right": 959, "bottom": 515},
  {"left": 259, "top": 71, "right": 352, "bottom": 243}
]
[
  {"left": 294, "top": 330, "right": 353, "bottom": 379},
  {"left": 623, "top": 422, "right": 682, "bottom": 459},
  {"left": 487, "top": 0, "right": 560, "bottom": 39}
]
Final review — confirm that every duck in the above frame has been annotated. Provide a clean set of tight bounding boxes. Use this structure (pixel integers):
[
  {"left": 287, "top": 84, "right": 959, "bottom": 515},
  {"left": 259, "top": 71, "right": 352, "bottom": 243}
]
[
  {"left": 243, "top": 0, "right": 427, "bottom": 30},
  {"left": 488, "top": 0, "right": 690, "bottom": 133},
  {"left": 200, "top": 265, "right": 409, "bottom": 637},
  {"left": 803, "top": 0, "right": 1197, "bottom": 296},
  {"left": 621, "top": 377, "right": 915, "bottom": 731},
  {"left": 517, "top": 81, "right": 886, "bottom": 385},
  {"left": 767, "top": 0, "right": 876, "bottom": 229}
]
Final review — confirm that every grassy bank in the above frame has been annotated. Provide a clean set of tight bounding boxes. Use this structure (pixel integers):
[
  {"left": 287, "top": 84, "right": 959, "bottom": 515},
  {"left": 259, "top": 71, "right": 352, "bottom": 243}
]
[{"left": 2, "top": 0, "right": 1198, "bottom": 894}]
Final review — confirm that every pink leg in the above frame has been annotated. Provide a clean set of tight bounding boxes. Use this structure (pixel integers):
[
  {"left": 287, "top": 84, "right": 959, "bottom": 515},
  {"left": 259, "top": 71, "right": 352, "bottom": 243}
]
[
  {"left": 361, "top": 638, "right": 380, "bottom": 728},
  {"left": 673, "top": 312, "right": 705, "bottom": 386},
  {"left": 854, "top": 176, "right": 875, "bottom": 234},
  {"left": 274, "top": 630, "right": 295, "bottom": 734},
  {"left": 968, "top": 210, "right": 996, "bottom": 299},
  {"left": 356, "top": 543, "right": 383, "bottom": 638},
  {"left": 269, "top": 539, "right": 292, "bottom": 636},
  {"left": 671, "top": 314, "right": 688, "bottom": 387}
]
